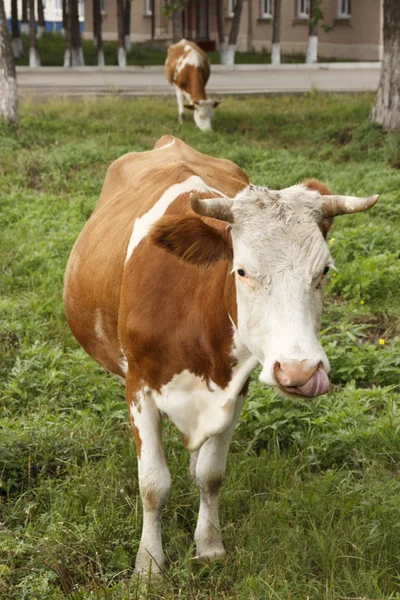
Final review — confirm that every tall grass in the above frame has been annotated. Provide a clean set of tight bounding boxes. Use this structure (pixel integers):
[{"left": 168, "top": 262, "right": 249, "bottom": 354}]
[{"left": 0, "top": 94, "right": 399, "bottom": 599}]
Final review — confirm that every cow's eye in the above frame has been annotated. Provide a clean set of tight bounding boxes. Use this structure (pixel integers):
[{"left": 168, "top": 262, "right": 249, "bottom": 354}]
[
  {"left": 323, "top": 266, "right": 330, "bottom": 275},
  {"left": 237, "top": 268, "right": 247, "bottom": 278}
]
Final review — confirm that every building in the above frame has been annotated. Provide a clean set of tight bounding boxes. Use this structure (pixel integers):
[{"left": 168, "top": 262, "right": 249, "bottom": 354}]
[
  {"left": 5, "top": 0, "right": 84, "bottom": 33},
  {"left": 83, "top": 0, "right": 383, "bottom": 61}
]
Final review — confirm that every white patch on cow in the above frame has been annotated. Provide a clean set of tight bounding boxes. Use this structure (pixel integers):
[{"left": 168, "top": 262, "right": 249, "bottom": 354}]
[
  {"left": 94, "top": 308, "right": 109, "bottom": 343},
  {"left": 125, "top": 176, "right": 225, "bottom": 264},
  {"left": 119, "top": 351, "right": 128, "bottom": 376},
  {"left": 175, "top": 43, "right": 204, "bottom": 79},
  {"left": 156, "top": 138, "right": 176, "bottom": 150},
  {"left": 155, "top": 349, "right": 257, "bottom": 451}
]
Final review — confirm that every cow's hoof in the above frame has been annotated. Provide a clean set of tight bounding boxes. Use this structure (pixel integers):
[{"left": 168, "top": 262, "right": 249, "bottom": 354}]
[
  {"left": 195, "top": 544, "right": 226, "bottom": 561},
  {"left": 134, "top": 552, "right": 164, "bottom": 578}
]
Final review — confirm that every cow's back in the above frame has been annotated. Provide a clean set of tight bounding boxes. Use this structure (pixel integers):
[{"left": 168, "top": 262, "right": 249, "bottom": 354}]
[
  {"left": 165, "top": 39, "right": 210, "bottom": 99},
  {"left": 63, "top": 136, "right": 248, "bottom": 379}
]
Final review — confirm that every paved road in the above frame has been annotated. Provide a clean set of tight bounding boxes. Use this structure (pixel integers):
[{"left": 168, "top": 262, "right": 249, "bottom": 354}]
[{"left": 17, "top": 63, "right": 381, "bottom": 98}]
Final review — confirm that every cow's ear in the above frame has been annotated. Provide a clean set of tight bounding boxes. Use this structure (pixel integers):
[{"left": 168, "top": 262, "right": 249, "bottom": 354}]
[
  {"left": 301, "top": 178, "right": 333, "bottom": 239},
  {"left": 150, "top": 215, "right": 232, "bottom": 266},
  {"left": 213, "top": 100, "right": 222, "bottom": 108},
  {"left": 184, "top": 104, "right": 196, "bottom": 111}
]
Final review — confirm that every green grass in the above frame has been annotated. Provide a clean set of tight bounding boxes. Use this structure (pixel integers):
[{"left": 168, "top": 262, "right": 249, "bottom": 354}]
[
  {"left": 15, "top": 32, "right": 333, "bottom": 67},
  {"left": 1, "top": 94, "right": 400, "bottom": 599}
]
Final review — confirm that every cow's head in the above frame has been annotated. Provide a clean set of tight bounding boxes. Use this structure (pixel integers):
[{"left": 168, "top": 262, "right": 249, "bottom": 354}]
[
  {"left": 151, "top": 182, "right": 378, "bottom": 398},
  {"left": 184, "top": 100, "right": 221, "bottom": 131}
]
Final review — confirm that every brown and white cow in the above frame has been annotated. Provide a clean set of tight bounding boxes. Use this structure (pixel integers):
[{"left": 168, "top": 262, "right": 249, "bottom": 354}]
[
  {"left": 165, "top": 39, "right": 220, "bottom": 131},
  {"left": 64, "top": 135, "right": 378, "bottom": 575}
]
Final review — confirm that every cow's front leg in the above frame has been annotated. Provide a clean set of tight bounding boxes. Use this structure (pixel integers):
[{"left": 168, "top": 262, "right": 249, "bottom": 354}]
[
  {"left": 174, "top": 85, "right": 185, "bottom": 124},
  {"left": 127, "top": 377, "right": 171, "bottom": 575},
  {"left": 193, "top": 392, "right": 246, "bottom": 560}
]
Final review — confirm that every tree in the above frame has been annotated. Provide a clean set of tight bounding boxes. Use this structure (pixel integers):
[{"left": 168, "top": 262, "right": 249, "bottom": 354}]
[
  {"left": 37, "top": 0, "right": 45, "bottom": 37},
  {"left": 305, "top": 0, "right": 318, "bottom": 64},
  {"left": 29, "top": 0, "right": 41, "bottom": 66},
  {"left": 220, "top": 0, "right": 244, "bottom": 65},
  {"left": 0, "top": 0, "right": 18, "bottom": 125},
  {"left": 21, "top": 0, "right": 29, "bottom": 34},
  {"left": 11, "top": 0, "right": 23, "bottom": 58},
  {"left": 124, "top": 0, "right": 131, "bottom": 51},
  {"left": 371, "top": 0, "right": 400, "bottom": 130},
  {"left": 116, "top": 0, "right": 126, "bottom": 66},
  {"left": 216, "top": 0, "right": 225, "bottom": 62},
  {"left": 271, "top": 0, "right": 281, "bottom": 65},
  {"left": 71, "top": 0, "right": 84, "bottom": 65},
  {"left": 93, "top": 0, "right": 104, "bottom": 65}
]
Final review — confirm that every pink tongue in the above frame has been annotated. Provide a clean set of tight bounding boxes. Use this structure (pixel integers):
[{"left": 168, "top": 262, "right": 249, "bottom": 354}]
[{"left": 293, "top": 369, "right": 329, "bottom": 397}]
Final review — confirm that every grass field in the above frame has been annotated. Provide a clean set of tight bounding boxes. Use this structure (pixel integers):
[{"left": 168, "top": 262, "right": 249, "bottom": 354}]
[
  {"left": 1, "top": 94, "right": 400, "bottom": 600},
  {"left": 14, "top": 32, "right": 309, "bottom": 66}
]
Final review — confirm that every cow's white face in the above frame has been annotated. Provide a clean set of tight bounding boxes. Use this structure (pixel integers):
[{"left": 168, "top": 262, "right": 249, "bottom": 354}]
[
  {"left": 193, "top": 100, "right": 218, "bottom": 131},
  {"left": 230, "top": 185, "right": 332, "bottom": 397}
]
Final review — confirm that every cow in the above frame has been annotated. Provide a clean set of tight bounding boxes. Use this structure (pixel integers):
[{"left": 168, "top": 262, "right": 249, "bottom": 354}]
[
  {"left": 165, "top": 39, "right": 220, "bottom": 131},
  {"left": 63, "top": 135, "right": 378, "bottom": 576}
]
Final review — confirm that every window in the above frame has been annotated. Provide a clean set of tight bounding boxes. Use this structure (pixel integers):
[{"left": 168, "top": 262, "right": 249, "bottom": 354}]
[
  {"left": 297, "top": 0, "right": 308, "bottom": 19},
  {"left": 261, "top": 0, "right": 272, "bottom": 18},
  {"left": 337, "top": 0, "right": 351, "bottom": 18},
  {"left": 228, "top": 0, "right": 235, "bottom": 17},
  {"left": 145, "top": 0, "right": 152, "bottom": 16}
]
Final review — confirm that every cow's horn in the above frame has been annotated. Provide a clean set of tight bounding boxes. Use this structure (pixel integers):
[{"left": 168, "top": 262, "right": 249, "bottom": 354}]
[
  {"left": 190, "top": 193, "right": 234, "bottom": 223},
  {"left": 322, "top": 194, "right": 379, "bottom": 217}
]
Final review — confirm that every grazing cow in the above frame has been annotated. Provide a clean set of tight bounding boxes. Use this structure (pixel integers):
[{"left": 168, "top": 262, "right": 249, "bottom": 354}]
[
  {"left": 64, "top": 135, "right": 378, "bottom": 575},
  {"left": 165, "top": 39, "right": 220, "bottom": 131}
]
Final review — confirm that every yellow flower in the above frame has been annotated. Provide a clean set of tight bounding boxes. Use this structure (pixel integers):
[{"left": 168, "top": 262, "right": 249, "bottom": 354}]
[
  {"left": 329, "top": 238, "right": 335, "bottom": 245},
  {"left": 379, "top": 338, "right": 385, "bottom": 346},
  {"left": 333, "top": 273, "right": 336, "bottom": 277},
  {"left": 360, "top": 299, "right": 364, "bottom": 304}
]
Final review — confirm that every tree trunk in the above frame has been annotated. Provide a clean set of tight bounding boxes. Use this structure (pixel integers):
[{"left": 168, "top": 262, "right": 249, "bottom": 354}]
[
  {"left": 124, "top": 0, "right": 131, "bottom": 51},
  {"left": 62, "top": 0, "right": 67, "bottom": 35},
  {"left": 37, "top": 0, "right": 45, "bottom": 37},
  {"left": 70, "top": 0, "right": 84, "bottom": 65},
  {"left": 172, "top": 6, "right": 183, "bottom": 43},
  {"left": 216, "top": 0, "right": 226, "bottom": 61},
  {"left": 271, "top": 0, "right": 281, "bottom": 65},
  {"left": 371, "top": 0, "right": 400, "bottom": 130},
  {"left": 29, "top": 0, "right": 40, "bottom": 66},
  {"left": 11, "top": 0, "right": 23, "bottom": 58},
  {"left": 21, "top": 0, "right": 29, "bottom": 34},
  {"left": 116, "top": 0, "right": 126, "bottom": 66},
  {"left": 63, "top": 0, "right": 70, "bottom": 64},
  {"left": 306, "top": 0, "right": 318, "bottom": 64},
  {"left": 220, "top": 0, "right": 243, "bottom": 65},
  {"left": 0, "top": 0, "right": 18, "bottom": 125},
  {"left": 92, "top": 0, "right": 104, "bottom": 65}
]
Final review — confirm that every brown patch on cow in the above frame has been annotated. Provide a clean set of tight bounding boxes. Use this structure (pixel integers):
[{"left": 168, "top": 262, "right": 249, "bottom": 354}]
[
  {"left": 150, "top": 215, "right": 233, "bottom": 266},
  {"left": 301, "top": 178, "right": 333, "bottom": 238},
  {"left": 204, "top": 474, "right": 224, "bottom": 496},
  {"left": 181, "top": 433, "right": 189, "bottom": 449}
]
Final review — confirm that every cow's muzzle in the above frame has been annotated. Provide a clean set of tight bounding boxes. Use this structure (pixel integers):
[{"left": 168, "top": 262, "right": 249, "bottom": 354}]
[{"left": 274, "top": 360, "right": 329, "bottom": 398}]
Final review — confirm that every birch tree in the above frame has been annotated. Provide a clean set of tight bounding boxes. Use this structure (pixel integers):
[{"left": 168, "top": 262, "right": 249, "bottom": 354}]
[
  {"left": 216, "top": 0, "right": 226, "bottom": 61},
  {"left": 271, "top": 0, "right": 281, "bottom": 65},
  {"left": 305, "top": 0, "right": 318, "bottom": 64},
  {"left": 11, "top": 0, "right": 23, "bottom": 58},
  {"left": 221, "top": 0, "right": 244, "bottom": 65},
  {"left": 21, "top": 0, "right": 29, "bottom": 34},
  {"left": 124, "top": 0, "right": 131, "bottom": 51},
  {"left": 116, "top": 0, "right": 126, "bottom": 66},
  {"left": 0, "top": 0, "right": 18, "bottom": 125},
  {"left": 37, "top": 0, "right": 45, "bottom": 37},
  {"left": 70, "top": 0, "right": 84, "bottom": 65},
  {"left": 29, "top": 0, "right": 41, "bottom": 66},
  {"left": 93, "top": 0, "right": 104, "bottom": 65},
  {"left": 370, "top": 0, "right": 400, "bottom": 130}
]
